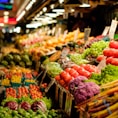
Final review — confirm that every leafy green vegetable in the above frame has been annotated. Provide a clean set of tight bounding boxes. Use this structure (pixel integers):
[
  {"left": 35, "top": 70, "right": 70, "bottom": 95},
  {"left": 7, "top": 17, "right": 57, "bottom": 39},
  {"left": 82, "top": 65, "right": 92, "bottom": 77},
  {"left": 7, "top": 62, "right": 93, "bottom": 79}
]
[{"left": 46, "top": 62, "right": 63, "bottom": 78}]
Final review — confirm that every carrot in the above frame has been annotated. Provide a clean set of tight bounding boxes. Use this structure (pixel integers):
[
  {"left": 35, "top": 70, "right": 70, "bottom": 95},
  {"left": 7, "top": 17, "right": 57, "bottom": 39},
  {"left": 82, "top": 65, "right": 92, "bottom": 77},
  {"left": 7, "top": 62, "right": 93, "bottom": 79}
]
[
  {"left": 91, "top": 102, "right": 118, "bottom": 118},
  {"left": 106, "top": 110, "right": 118, "bottom": 118}
]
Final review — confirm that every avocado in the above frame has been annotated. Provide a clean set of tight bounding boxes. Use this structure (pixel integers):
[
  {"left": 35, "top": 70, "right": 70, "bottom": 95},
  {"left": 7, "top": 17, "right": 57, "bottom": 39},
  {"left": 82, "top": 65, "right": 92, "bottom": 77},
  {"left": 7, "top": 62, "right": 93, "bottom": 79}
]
[{"left": 1, "top": 60, "right": 8, "bottom": 66}]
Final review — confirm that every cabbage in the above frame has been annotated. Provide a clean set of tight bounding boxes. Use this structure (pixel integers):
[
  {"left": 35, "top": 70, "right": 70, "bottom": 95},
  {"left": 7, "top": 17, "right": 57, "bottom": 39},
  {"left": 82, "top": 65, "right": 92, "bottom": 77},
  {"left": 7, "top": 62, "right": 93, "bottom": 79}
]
[
  {"left": 31, "top": 100, "right": 47, "bottom": 112},
  {"left": 4, "top": 101, "right": 18, "bottom": 110},
  {"left": 19, "top": 101, "right": 31, "bottom": 111}
]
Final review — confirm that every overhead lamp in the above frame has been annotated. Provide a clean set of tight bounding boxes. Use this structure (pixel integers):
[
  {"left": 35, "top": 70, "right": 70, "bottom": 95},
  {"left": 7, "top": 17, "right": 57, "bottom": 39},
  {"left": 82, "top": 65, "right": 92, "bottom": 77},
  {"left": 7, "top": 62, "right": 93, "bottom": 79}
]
[
  {"left": 59, "top": 0, "right": 64, "bottom": 4},
  {"left": 79, "top": 3, "right": 90, "bottom": 7},
  {"left": 39, "top": 11, "right": 43, "bottom": 15},
  {"left": 43, "top": 7, "right": 47, "bottom": 12},
  {"left": 4, "top": 11, "right": 9, "bottom": 16},
  {"left": 32, "top": 0, "right": 36, "bottom": 3},
  {"left": 52, "top": 8, "right": 65, "bottom": 13},
  {"left": 26, "top": 1, "right": 34, "bottom": 11},
  {"left": 45, "top": 13, "right": 58, "bottom": 18},
  {"left": 26, "top": 22, "right": 42, "bottom": 28},
  {"left": 16, "top": 10, "right": 26, "bottom": 21},
  {"left": 0, "top": 23, "right": 4, "bottom": 27}
]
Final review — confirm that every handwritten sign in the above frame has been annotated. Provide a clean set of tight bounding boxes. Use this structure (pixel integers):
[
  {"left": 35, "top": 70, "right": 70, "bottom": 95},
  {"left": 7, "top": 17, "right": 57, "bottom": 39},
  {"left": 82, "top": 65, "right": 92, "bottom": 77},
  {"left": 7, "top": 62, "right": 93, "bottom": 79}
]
[
  {"left": 84, "top": 28, "right": 91, "bottom": 41},
  {"left": 109, "top": 19, "right": 118, "bottom": 39},
  {"left": 102, "top": 26, "right": 110, "bottom": 36}
]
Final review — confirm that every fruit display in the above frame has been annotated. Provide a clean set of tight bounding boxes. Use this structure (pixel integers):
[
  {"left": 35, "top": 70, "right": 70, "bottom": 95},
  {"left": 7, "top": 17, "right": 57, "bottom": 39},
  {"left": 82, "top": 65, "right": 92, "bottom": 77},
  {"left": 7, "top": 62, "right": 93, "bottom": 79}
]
[
  {"left": 89, "top": 64, "right": 118, "bottom": 85},
  {"left": 44, "top": 62, "right": 63, "bottom": 78},
  {"left": 75, "top": 81, "right": 118, "bottom": 118},
  {"left": 68, "top": 76, "right": 100, "bottom": 104},
  {"left": 82, "top": 40, "right": 109, "bottom": 61},
  {"left": 54, "top": 64, "right": 99, "bottom": 89},
  {"left": 0, "top": 52, "right": 33, "bottom": 68}
]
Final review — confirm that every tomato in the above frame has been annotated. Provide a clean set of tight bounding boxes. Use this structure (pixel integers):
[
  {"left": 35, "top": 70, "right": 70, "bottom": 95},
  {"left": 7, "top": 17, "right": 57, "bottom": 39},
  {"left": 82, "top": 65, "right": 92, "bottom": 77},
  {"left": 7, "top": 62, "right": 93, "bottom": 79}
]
[
  {"left": 60, "top": 71, "right": 68, "bottom": 80},
  {"left": 77, "top": 68, "right": 91, "bottom": 78},
  {"left": 110, "top": 58, "right": 118, "bottom": 66},
  {"left": 71, "top": 65, "right": 81, "bottom": 72},
  {"left": 68, "top": 68, "right": 79, "bottom": 78},
  {"left": 106, "top": 57, "right": 113, "bottom": 64},
  {"left": 63, "top": 73, "right": 72, "bottom": 83},
  {"left": 59, "top": 79, "right": 65, "bottom": 86},
  {"left": 96, "top": 55, "right": 105, "bottom": 62},
  {"left": 55, "top": 75, "right": 61, "bottom": 81},
  {"left": 65, "top": 68, "right": 71, "bottom": 73},
  {"left": 109, "top": 41, "right": 118, "bottom": 49},
  {"left": 83, "top": 64, "right": 97, "bottom": 73},
  {"left": 103, "top": 48, "right": 115, "bottom": 57}
]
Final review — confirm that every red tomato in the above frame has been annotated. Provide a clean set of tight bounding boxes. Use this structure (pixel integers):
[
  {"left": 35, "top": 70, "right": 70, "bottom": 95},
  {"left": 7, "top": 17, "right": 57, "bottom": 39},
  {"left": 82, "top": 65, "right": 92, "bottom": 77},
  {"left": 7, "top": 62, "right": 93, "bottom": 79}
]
[
  {"left": 112, "top": 50, "right": 118, "bottom": 58},
  {"left": 60, "top": 71, "right": 68, "bottom": 80},
  {"left": 77, "top": 68, "right": 90, "bottom": 78},
  {"left": 103, "top": 48, "right": 115, "bottom": 57},
  {"left": 110, "top": 58, "right": 118, "bottom": 66},
  {"left": 68, "top": 68, "right": 79, "bottom": 78},
  {"left": 96, "top": 55, "right": 105, "bottom": 62},
  {"left": 71, "top": 65, "right": 81, "bottom": 72},
  {"left": 83, "top": 64, "right": 97, "bottom": 73},
  {"left": 109, "top": 41, "right": 118, "bottom": 49},
  {"left": 106, "top": 57, "right": 113, "bottom": 64},
  {"left": 55, "top": 75, "right": 61, "bottom": 81},
  {"left": 59, "top": 79, "right": 65, "bottom": 86},
  {"left": 63, "top": 73, "right": 72, "bottom": 83},
  {"left": 65, "top": 68, "right": 71, "bottom": 73}
]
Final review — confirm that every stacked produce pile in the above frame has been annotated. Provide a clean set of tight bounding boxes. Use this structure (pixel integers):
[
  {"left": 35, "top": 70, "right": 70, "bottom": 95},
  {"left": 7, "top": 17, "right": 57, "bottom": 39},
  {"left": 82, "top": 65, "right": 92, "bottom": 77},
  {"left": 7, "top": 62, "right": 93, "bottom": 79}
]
[
  {"left": 0, "top": 67, "right": 38, "bottom": 87},
  {"left": 0, "top": 52, "right": 33, "bottom": 68},
  {"left": 75, "top": 80, "right": 118, "bottom": 118},
  {"left": 18, "top": 31, "right": 84, "bottom": 55}
]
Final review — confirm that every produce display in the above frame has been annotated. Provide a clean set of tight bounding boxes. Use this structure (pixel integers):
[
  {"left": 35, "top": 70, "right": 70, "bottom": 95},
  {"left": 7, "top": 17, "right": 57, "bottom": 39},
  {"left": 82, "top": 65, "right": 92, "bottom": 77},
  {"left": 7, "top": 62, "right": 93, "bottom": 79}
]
[
  {"left": 0, "top": 27, "right": 118, "bottom": 118},
  {"left": 54, "top": 64, "right": 99, "bottom": 92},
  {"left": 82, "top": 40, "right": 109, "bottom": 61},
  {"left": 89, "top": 64, "right": 118, "bottom": 85},
  {"left": 0, "top": 52, "right": 33, "bottom": 68},
  {"left": 75, "top": 80, "right": 118, "bottom": 118}
]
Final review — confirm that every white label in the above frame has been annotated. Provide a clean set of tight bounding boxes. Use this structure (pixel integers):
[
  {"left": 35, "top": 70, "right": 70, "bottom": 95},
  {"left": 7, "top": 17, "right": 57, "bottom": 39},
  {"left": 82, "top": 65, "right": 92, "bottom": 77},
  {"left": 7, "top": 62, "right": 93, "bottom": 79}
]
[
  {"left": 97, "top": 57, "right": 106, "bottom": 72},
  {"left": 74, "top": 28, "right": 79, "bottom": 42},
  {"left": 84, "top": 28, "right": 91, "bottom": 41},
  {"left": 61, "top": 47, "right": 70, "bottom": 58},
  {"left": 102, "top": 26, "right": 110, "bottom": 36},
  {"left": 63, "top": 30, "right": 68, "bottom": 40},
  {"left": 109, "top": 19, "right": 118, "bottom": 39}
]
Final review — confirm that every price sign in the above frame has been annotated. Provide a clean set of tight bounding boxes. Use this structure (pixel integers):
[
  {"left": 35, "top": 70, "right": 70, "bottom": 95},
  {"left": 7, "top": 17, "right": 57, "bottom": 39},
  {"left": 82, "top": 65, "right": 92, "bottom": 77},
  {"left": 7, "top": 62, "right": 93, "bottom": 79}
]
[
  {"left": 109, "top": 19, "right": 118, "bottom": 39},
  {"left": 61, "top": 47, "right": 70, "bottom": 58},
  {"left": 74, "top": 28, "right": 80, "bottom": 42},
  {"left": 97, "top": 57, "right": 106, "bottom": 72},
  {"left": 63, "top": 30, "right": 68, "bottom": 40},
  {"left": 84, "top": 28, "right": 91, "bottom": 41},
  {"left": 102, "top": 26, "right": 110, "bottom": 36}
]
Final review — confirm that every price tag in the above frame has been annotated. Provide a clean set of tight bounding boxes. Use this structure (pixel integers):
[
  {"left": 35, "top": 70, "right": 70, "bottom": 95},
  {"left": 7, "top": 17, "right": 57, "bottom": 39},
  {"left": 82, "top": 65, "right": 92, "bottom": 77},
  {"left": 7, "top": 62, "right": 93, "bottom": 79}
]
[
  {"left": 63, "top": 30, "right": 68, "bottom": 40},
  {"left": 61, "top": 47, "right": 70, "bottom": 58},
  {"left": 84, "top": 28, "right": 91, "bottom": 41},
  {"left": 102, "top": 26, "right": 110, "bottom": 36},
  {"left": 55, "top": 28, "right": 62, "bottom": 39},
  {"left": 97, "top": 57, "right": 106, "bottom": 72},
  {"left": 108, "top": 19, "right": 118, "bottom": 39},
  {"left": 74, "top": 28, "right": 80, "bottom": 42}
]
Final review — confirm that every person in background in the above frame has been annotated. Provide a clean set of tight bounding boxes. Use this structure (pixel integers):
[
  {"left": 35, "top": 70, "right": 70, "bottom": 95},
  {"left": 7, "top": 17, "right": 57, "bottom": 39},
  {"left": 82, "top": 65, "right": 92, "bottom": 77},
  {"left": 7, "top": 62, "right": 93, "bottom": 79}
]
[{"left": 88, "top": 0, "right": 107, "bottom": 36}]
